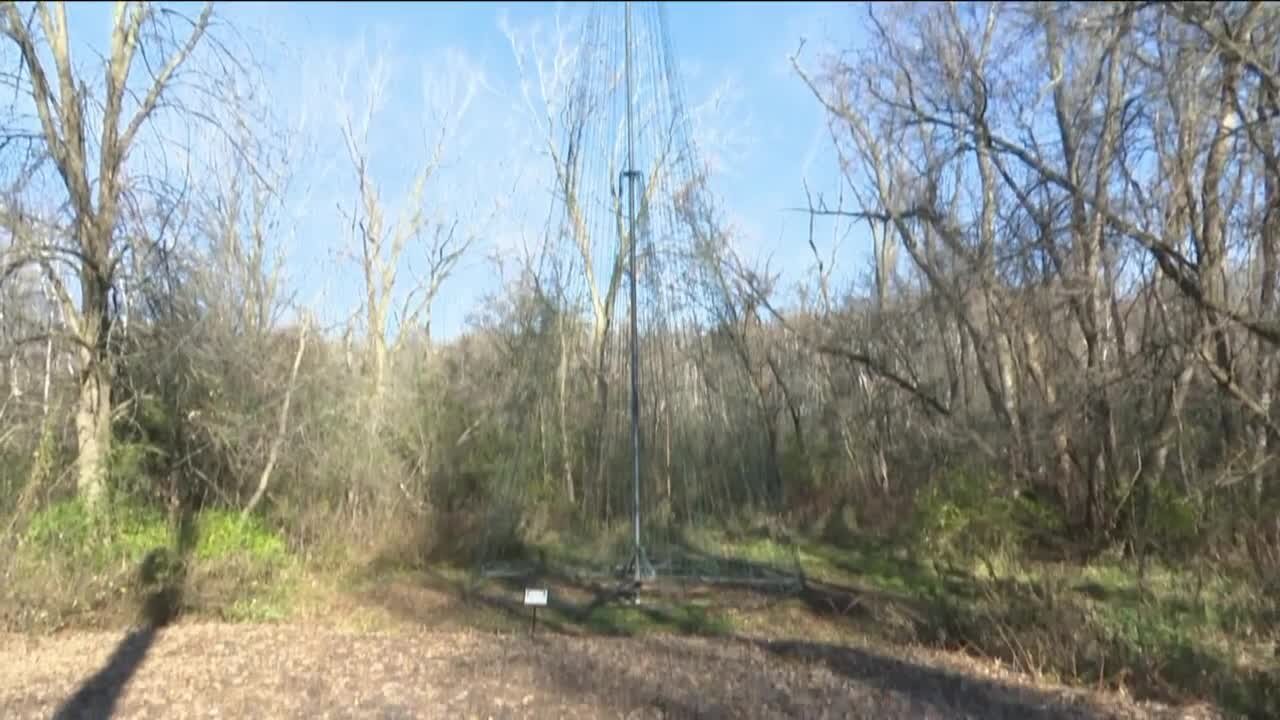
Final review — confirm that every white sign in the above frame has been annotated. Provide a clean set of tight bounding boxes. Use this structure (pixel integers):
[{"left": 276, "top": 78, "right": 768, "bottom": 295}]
[{"left": 523, "top": 588, "right": 548, "bottom": 607}]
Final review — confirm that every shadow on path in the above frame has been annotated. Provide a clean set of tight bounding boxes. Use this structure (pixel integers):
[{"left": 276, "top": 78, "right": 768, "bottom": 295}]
[
  {"left": 418, "top": 545, "right": 1135, "bottom": 717},
  {"left": 750, "top": 637, "right": 1098, "bottom": 720},
  {"left": 52, "top": 625, "right": 160, "bottom": 720},
  {"left": 52, "top": 504, "right": 198, "bottom": 720}
]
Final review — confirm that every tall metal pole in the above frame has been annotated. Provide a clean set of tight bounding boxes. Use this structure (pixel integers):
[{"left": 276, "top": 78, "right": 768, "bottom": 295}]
[{"left": 624, "top": 0, "right": 644, "bottom": 582}]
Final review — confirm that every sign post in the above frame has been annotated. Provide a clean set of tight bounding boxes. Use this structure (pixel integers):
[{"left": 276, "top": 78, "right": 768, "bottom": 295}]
[{"left": 523, "top": 588, "right": 548, "bottom": 635}]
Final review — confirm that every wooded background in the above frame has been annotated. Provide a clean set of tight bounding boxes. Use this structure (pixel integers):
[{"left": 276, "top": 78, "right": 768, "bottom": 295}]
[{"left": 1, "top": 1, "right": 1278, "bottom": 591}]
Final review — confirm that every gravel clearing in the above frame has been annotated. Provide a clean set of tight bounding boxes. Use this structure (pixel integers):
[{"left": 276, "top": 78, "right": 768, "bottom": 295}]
[{"left": 0, "top": 622, "right": 1222, "bottom": 719}]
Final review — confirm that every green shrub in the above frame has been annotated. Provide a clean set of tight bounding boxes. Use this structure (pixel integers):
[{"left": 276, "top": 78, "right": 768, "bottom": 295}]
[
  {"left": 24, "top": 498, "right": 289, "bottom": 570},
  {"left": 24, "top": 498, "right": 99, "bottom": 556},
  {"left": 108, "top": 441, "right": 166, "bottom": 498},
  {"left": 195, "top": 511, "right": 287, "bottom": 565},
  {"left": 1140, "top": 482, "right": 1202, "bottom": 560},
  {"left": 25, "top": 424, "right": 59, "bottom": 491},
  {"left": 116, "top": 504, "right": 172, "bottom": 560},
  {"left": 820, "top": 502, "right": 859, "bottom": 547},
  {"left": 911, "top": 467, "right": 1061, "bottom": 577},
  {"left": 16, "top": 498, "right": 295, "bottom": 630},
  {"left": 913, "top": 468, "right": 1001, "bottom": 571}
]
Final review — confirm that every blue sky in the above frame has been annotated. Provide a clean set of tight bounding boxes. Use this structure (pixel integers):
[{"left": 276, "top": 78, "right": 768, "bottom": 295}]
[{"left": 55, "top": 1, "right": 868, "bottom": 341}]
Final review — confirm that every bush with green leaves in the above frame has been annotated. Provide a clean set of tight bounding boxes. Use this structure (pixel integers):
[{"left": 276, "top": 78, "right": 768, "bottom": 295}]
[
  {"left": 1138, "top": 481, "right": 1202, "bottom": 561},
  {"left": 24, "top": 496, "right": 168, "bottom": 569},
  {"left": 23, "top": 498, "right": 288, "bottom": 571},
  {"left": 911, "top": 467, "right": 1062, "bottom": 577}
]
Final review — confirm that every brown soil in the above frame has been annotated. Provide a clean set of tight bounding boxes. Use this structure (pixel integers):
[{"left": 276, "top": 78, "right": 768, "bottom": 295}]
[{"left": 1, "top": 619, "right": 1222, "bottom": 720}]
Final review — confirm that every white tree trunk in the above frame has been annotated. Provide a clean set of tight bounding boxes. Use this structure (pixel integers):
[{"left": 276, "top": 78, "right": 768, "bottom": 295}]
[{"left": 74, "top": 359, "right": 111, "bottom": 508}]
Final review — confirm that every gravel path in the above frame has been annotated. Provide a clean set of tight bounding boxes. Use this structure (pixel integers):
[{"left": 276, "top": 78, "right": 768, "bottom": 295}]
[{"left": 0, "top": 622, "right": 1220, "bottom": 719}]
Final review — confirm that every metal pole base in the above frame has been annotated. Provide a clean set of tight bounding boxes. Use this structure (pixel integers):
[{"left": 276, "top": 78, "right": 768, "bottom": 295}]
[
  {"left": 623, "top": 545, "right": 656, "bottom": 581},
  {"left": 617, "top": 545, "right": 656, "bottom": 604}
]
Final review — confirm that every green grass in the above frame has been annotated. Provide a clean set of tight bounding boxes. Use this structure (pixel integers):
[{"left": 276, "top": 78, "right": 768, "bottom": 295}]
[
  {"left": 796, "top": 538, "right": 940, "bottom": 596},
  {"left": 792, "top": 529, "right": 1278, "bottom": 717}
]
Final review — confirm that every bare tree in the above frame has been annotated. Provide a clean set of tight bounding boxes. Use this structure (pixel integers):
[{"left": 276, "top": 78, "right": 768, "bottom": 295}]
[
  {"left": 783, "top": 1, "right": 1280, "bottom": 552},
  {"left": 1, "top": 1, "right": 220, "bottom": 509},
  {"left": 334, "top": 43, "right": 475, "bottom": 424},
  {"left": 242, "top": 315, "right": 308, "bottom": 519}
]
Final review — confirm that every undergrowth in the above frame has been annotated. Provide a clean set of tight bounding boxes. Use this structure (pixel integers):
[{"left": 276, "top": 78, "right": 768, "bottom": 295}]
[
  {"left": 3, "top": 496, "right": 293, "bottom": 630},
  {"left": 487, "top": 480, "right": 1276, "bottom": 717},
  {"left": 6, "top": 488, "right": 1279, "bottom": 717},
  {"left": 785, "top": 472, "right": 1280, "bottom": 719}
]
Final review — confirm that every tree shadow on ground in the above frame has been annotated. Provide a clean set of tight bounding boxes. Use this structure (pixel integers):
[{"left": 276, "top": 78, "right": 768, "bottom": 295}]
[
  {"left": 368, "top": 532, "right": 924, "bottom": 638},
  {"left": 407, "top": 565, "right": 646, "bottom": 636},
  {"left": 531, "top": 635, "right": 755, "bottom": 719},
  {"left": 539, "top": 632, "right": 1139, "bottom": 719},
  {"left": 746, "top": 637, "right": 1100, "bottom": 720},
  {"left": 515, "top": 615, "right": 1130, "bottom": 719},
  {"left": 361, "top": 538, "right": 1223, "bottom": 718},
  {"left": 52, "top": 504, "right": 198, "bottom": 720},
  {"left": 526, "top": 584, "right": 1151, "bottom": 716}
]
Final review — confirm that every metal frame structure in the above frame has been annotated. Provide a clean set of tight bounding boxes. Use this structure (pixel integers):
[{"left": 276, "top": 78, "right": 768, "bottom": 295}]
[
  {"left": 621, "top": 0, "right": 656, "bottom": 588},
  {"left": 478, "top": 1, "right": 800, "bottom": 599}
]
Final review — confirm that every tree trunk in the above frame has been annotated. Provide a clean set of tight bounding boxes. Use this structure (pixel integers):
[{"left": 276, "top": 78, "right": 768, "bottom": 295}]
[
  {"left": 664, "top": 400, "right": 672, "bottom": 502},
  {"left": 76, "top": 207, "right": 115, "bottom": 510},
  {"left": 1254, "top": 82, "right": 1279, "bottom": 504},
  {"left": 75, "top": 356, "right": 111, "bottom": 509},
  {"left": 243, "top": 321, "right": 309, "bottom": 519},
  {"left": 558, "top": 318, "right": 574, "bottom": 505},
  {"left": 764, "top": 412, "right": 783, "bottom": 507},
  {"left": 1199, "top": 56, "right": 1241, "bottom": 462},
  {"left": 368, "top": 320, "right": 388, "bottom": 425}
]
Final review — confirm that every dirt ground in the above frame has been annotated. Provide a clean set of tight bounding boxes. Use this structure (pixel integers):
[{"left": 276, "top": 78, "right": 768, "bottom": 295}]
[{"left": 1, "top": 620, "right": 1223, "bottom": 720}]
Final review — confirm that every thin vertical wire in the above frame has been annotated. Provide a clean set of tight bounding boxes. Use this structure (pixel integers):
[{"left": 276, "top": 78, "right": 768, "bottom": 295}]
[{"left": 623, "top": 1, "right": 648, "bottom": 579}]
